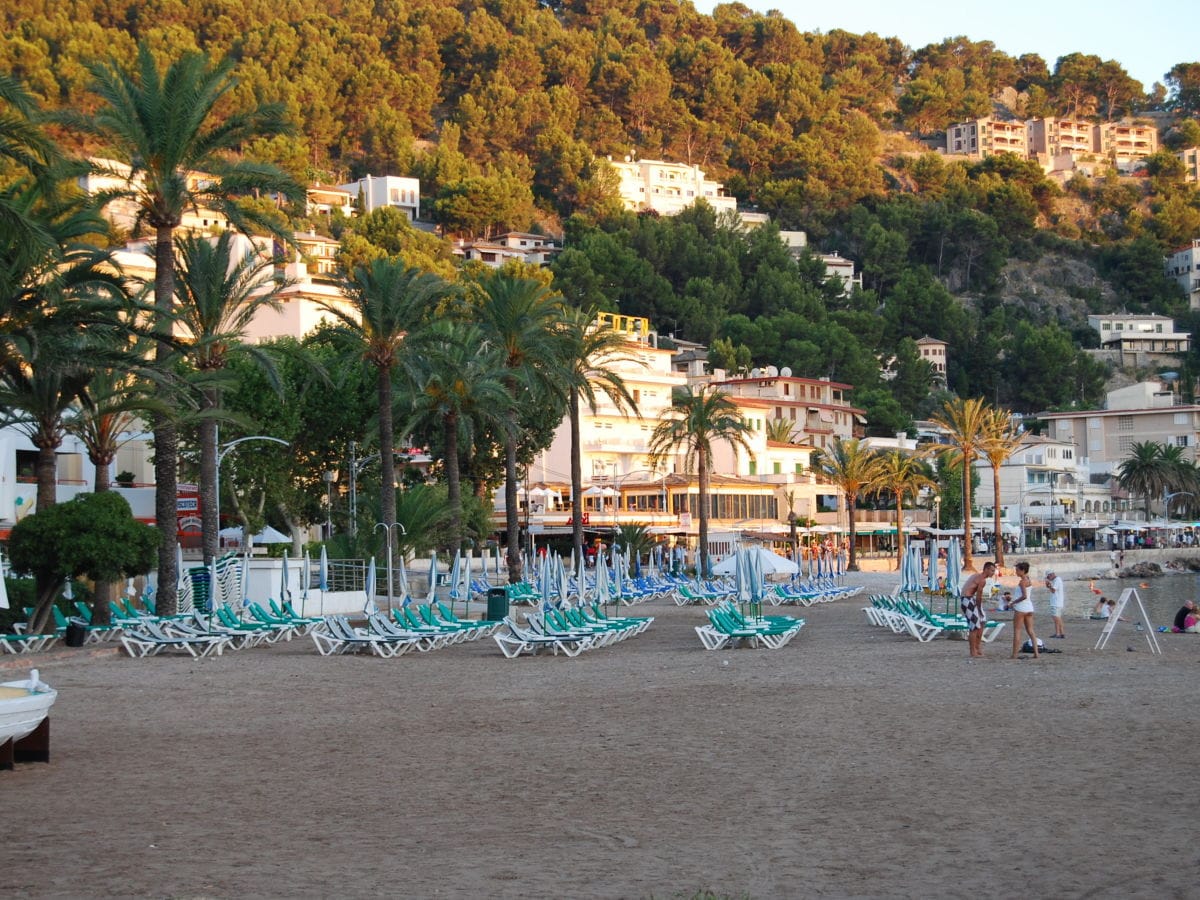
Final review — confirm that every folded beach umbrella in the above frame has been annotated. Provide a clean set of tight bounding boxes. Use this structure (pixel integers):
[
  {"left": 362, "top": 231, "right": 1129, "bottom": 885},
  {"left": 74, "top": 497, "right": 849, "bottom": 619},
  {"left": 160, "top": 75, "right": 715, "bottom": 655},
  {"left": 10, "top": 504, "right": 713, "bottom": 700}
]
[
  {"left": 0, "top": 549, "right": 8, "bottom": 610},
  {"left": 448, "top": 550, "right": 462, "bottom": 601},
  {"left": 364, "top": 556, "right": 378, "bottom": 616},
  {"left": 280, "top": 549, "right": 291, "bottom": 605},
  {"left": 426, "top": 552, "right": 438, "bottom": 604},
  {"left": 318, "top": 545, "right": 329, "bottom": 617},
  {"left": 927, "top": 544, "right": 939, "bottom": 598},
  {"left": 397, "top": 553, "right": 410, "bottom": 600},
  {"left": 176, "top": 542, "right": 186, "bottom": 592},
  {"left": 300, "top": 548, "right": 311, "bottom": 615},
  {"left": 594, "top": 550, "right": 611, "bottom": 608},
  {"left": 944, "top": 538, "right": 963, "bottom": 599}
]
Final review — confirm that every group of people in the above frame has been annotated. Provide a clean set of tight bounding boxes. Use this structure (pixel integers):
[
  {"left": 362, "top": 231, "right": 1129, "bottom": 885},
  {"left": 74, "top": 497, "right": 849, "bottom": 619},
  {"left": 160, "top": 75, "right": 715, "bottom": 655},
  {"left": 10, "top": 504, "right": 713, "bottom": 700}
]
[
  {"left": 1173, "top": 599, "right": 1200, "bottom": 633},
  {"left": 958, "top": 563, "right": 1067, "bottom": 659}
]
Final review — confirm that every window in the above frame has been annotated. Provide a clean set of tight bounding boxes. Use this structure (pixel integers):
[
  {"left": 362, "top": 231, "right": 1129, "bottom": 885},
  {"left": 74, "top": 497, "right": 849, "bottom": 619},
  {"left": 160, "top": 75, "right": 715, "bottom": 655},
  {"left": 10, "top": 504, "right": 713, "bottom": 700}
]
[
  {"left": 1118, "top": 416, "right": 1134, "bottom": 432},
  {"left": 1118, "top": 436, "right": 1135, "bottom": 452},
  {"left": 1175, "top": 413, "right": 1188, "bottom": 425},
  {"left": 748, "top": 460, "right": 757, "bottom": 476},
  {"left": 1176, "top": 435, "right": 1189, "bottom": 448},
  {"left": 795, "top": 463, "right": 804, "bottom": 474},
  {"left": 773, "top": 462, "right": 781, "bottom": 475}
]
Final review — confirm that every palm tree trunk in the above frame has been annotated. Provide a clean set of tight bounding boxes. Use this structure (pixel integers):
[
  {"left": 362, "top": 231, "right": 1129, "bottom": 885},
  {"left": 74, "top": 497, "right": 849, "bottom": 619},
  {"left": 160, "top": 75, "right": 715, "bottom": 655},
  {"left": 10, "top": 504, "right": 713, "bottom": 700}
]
[
  {"left": 847, "top": 494, "right": 859, "bottom": 571},
  {"left": 34, "top": 439, "right": 57, "bottom": 514},
  {"left": 93, "top": 455, "right": 113, "bottom": 626},
  {"left": 445, "top": 412, "right": 461, "bottom": 555},
  {"left": 377, "top": 367, "right": 396, "bottom": 529},
  {"left": 153, "top": 224, "right": 178, "bottom": 614},
  {"left": 993, "top": 467, "right": 1004, "bottom": 567},
  {"left": 962, "top": 453, "right": 975, "bottom": 572},
  {"left": 504, "top": 428, "right": 522, "bottom": 584},
  {"left": 895, "top": 490, "right": 904, "bottom": 571},
  {"left": 570, "top": 391, "right": 584, "bottom": 571},
  {"left": 199, "top": 387, "right": 219, "bottom": 566},
  {"left": 698, "top": 448, "right": 710, "bottom": 578}
]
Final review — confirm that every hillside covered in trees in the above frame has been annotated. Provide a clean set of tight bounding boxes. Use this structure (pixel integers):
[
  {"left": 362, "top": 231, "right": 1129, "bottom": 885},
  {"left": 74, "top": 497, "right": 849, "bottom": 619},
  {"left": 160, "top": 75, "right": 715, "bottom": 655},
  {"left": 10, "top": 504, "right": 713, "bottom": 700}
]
[{"left": 4, "top": 0, "right": 1200, "bottom": 426}]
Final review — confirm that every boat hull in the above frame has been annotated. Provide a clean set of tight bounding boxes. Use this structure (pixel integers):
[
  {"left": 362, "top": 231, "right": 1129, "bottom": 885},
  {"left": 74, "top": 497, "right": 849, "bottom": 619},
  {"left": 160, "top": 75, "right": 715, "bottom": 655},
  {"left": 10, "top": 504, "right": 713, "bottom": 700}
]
[{"left": 0, "top": 681, "right": 58, "bottom": 746}]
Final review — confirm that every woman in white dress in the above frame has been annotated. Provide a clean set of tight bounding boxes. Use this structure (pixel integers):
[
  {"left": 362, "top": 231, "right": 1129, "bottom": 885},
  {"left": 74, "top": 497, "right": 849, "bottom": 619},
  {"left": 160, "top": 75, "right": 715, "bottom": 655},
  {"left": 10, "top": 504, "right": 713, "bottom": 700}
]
[{"left": 1010, "top": 561, "right": 1039, "bottom": 659}]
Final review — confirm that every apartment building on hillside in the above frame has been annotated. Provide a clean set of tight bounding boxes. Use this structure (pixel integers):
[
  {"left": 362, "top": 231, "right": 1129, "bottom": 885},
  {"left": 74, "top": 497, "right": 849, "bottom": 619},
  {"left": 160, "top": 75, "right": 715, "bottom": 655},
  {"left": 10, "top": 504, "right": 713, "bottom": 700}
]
[
  {"left": 1040, "top": 380, "right": 1200, "bottom": 480},
  {"left": 607, "top": 157, "right": 737, "bottom": 216},
  {"left": 1087, "top": 313, "right": 1190, "bottom": 366},
  {"left": 1179, "top": 147, "right": 1200, "bottom": 183},
  {"left": 946, "top": 118, "right": 1029, "bottom": 158}
]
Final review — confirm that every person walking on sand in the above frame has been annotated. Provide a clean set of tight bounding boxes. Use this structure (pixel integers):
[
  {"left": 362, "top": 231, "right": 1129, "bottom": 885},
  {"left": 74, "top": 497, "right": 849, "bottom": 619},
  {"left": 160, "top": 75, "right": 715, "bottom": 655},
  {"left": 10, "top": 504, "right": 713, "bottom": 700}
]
[
  {"left": 960, "top": 561, "right": 996, "bottom": 658},
  {"left": 1045, "top": 569, "right": 1066, "bottom": 638},
  {"left": 1010, "top": 562, "right": 1040, "bottom": 659}
]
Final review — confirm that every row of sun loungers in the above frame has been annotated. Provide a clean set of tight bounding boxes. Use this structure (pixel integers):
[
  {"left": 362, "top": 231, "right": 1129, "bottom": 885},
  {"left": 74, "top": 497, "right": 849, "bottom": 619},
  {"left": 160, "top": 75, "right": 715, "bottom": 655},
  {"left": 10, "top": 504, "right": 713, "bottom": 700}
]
[
  {"left": 493, "top": 604, "right": 654, "bottom": 658},
  {"left": 310, "top": 604, "right": 505, "bottom": 657},
  {"left": 695, "top": 601, "right": 805, "bottom": 650},
  {"left": 863, "top": 594, "right": 1005, "bottom": 643}
]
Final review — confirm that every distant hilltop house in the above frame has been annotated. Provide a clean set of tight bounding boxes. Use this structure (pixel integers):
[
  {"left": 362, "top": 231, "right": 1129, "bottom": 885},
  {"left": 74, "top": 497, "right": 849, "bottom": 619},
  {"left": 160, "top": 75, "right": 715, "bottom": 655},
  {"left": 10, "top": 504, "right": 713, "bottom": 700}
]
[
  {"left": 1087, "top": 313, "right": 1191, "bottom": 367},
  {"left": 452, "top": 232, "right": 559, "bottom": 268},
  {"left": 78, "top": 157, "right": 232, "bottom": 233},
  {"left": 607, "top": 156, "right": 737, "bottom": 217},
  {"left": 1165, "top": 239, "right": 1200, "bottom": 310},
  {"left": 337, "top": 174, "right": 420, "bottom": 221},
  {"left": 878, "top": 336, "right": 948, "bottom": 390},
  {"left": 777, "top": 231, "right": 862, "bottom": 297},
  {"left": 1179, "top": 147, "right": 1199, "bottom": 183},
  {"left": 304, "top": 183, "right": 355, "bottom": 218},
  {"left": 945, "top": 116, "right": 1159, "bottom": 177}
]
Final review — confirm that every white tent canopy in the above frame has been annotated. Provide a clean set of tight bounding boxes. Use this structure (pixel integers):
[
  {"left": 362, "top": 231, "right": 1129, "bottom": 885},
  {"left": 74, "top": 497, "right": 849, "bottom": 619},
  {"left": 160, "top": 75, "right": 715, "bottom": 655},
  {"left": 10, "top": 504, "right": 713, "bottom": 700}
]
[{"left": 711, "top": 545, "right": 798, "bottom": 576}]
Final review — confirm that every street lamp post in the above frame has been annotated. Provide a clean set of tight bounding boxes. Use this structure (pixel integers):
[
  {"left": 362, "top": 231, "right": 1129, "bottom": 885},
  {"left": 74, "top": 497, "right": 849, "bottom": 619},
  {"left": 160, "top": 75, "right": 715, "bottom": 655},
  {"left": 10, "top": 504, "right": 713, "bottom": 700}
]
[
  {"left": 934, "top": 495, "right": 941, "bottom": 531},
  {"left": 1164, "top": 491, "right": 1194, "bottom": 540},
  {"left": 215, "top": 435, "right": 290, "bottom": 558}
]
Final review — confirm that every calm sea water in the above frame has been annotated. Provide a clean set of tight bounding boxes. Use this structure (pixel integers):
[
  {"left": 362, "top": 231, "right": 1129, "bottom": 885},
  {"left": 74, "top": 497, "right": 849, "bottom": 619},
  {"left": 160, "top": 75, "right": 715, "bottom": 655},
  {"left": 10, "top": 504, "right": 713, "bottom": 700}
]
[{"left": 1008, "top": 574, "right": 1198, "bottom": 629}]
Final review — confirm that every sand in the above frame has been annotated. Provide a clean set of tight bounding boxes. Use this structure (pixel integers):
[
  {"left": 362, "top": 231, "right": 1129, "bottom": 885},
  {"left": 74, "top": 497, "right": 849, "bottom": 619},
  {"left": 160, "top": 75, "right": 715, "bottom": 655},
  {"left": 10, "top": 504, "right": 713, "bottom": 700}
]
[{"left": 2, "top": 572, "right": 1198, "bottom": 899}]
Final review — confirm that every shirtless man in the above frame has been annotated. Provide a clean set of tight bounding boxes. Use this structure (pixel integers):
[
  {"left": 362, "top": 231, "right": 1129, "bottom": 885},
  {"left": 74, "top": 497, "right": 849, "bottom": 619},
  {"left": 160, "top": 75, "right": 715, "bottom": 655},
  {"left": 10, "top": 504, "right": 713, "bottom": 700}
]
[{"left": 960, "top": 561, "right": 996, "bottom": 658}]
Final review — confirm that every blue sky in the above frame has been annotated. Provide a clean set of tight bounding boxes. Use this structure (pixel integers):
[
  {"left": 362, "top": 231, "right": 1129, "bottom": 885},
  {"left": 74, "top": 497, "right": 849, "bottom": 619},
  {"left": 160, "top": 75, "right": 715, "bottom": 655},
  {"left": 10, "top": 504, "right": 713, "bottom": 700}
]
[{"left": 694, "top": 0, "right": 1193, "bottom": 90}]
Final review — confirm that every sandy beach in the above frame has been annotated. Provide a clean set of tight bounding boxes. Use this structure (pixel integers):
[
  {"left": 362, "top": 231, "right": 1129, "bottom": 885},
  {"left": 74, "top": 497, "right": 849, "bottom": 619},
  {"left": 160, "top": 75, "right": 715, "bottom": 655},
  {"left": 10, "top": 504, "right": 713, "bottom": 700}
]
[{"left": 3, "top": 570, "right": 1198, "bottom": 899}]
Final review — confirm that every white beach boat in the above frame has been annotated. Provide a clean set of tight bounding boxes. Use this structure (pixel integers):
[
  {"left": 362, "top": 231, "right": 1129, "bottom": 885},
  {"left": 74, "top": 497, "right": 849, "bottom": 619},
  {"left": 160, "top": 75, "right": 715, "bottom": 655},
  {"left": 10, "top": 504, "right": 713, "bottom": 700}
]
[{"left": 0, "top": 669, "right": 57, "bottom": 747}]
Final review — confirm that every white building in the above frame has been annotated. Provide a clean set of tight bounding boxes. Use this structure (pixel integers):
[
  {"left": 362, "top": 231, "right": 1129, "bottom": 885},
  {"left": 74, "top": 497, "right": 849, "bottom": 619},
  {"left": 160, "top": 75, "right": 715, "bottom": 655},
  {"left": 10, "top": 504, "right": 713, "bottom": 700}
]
[
  {"left": 79, "top": 157, "right": 232, "bottom": 235},
  {"left": 337, "top": 175, "right": 420, "bottom": 220},
  {"left": 1087, "top": 313, "right": 1190, "bottom": 365},
  {"left": 1165, "top": 239, "right": 1200, "bottom": 311},
  {"left": 974, "top": 433, "right": 1111, "bottom": 548},
  {"left": 452, "top": 233, "right": 559, "bottom": 268},
  {"left": 607, "top": 157, "right": 737, "bottom": 216},
  {"left": 778, "top": 231, "right": 862, "bottom": 297}
]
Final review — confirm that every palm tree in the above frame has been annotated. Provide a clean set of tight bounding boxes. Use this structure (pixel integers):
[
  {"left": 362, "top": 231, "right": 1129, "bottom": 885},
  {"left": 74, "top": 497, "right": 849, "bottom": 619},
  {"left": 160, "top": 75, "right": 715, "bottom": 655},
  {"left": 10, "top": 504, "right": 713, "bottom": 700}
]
[
  {"left": 0, "top": 333, "right": 96, "bottom": 514},
  {"left": 401, "top": 320, "right": 511, "bottom": 554},
  {"left": 931, "top": 397, "right": 991, "bottom": 571},
  {"left": 648, "top": 385, "right": 752, "bottom": 578},
  {"left": 812, "top": 438, "right": 883, "bottom": 572},
  {"left": 320, "top": 258, "right": 451, "bottom": 544},
  {"left": 173, "top": 231, "right": 289, "bottom": 564},
  {"left": 475, "top": 271, "right": 567, "bottom": 584},
  {"left": 872, "top": 449, "right": 934, "bottom": 570},
  {"left": 64, "top": 359, "right": 162, "bottom": 626},
  {"left": 765, "top": 418, "right": 796, "bottom": 443},
  {"left": 0, "top": 73, "right": 60, "bottom": 268},
  {"left": 978, "top": 408, "right": 1024, "bottom": 567},
  {"left": 1116, "top": 441, "right": 1172, "bottom": 523},
  {"left": 558, "top": 307, "right": 640, "bottom": 569},
  {"left": 79, "top": 42, "right": 302, "bottom": 613}
]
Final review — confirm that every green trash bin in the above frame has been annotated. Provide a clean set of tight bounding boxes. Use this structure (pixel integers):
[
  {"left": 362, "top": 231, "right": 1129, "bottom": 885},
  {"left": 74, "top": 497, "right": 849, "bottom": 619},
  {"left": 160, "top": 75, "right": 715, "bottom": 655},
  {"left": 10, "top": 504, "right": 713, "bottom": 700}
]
[{"left": 486, "top": 587, "right": 509, "bottom": 622}]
